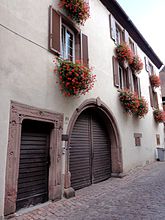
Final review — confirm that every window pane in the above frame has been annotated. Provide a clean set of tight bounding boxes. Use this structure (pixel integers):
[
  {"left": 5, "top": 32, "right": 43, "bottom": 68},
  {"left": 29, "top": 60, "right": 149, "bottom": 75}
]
[
  {"left": 61, "top": 25, "right": 66, "bottom": 59},
  {"left": 61, "top": 25, "right": 75, "bottom": 61}
]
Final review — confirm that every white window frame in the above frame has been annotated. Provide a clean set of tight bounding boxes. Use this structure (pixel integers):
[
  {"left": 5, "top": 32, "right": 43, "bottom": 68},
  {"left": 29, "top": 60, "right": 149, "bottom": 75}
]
[{"left": 61, "top": 24, "right": 75, "bottom": 61}]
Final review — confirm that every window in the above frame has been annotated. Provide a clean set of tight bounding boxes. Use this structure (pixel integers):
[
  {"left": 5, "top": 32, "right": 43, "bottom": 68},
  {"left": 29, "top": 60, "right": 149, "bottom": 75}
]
[
  {"left": 110, "top": 14, "right": 124, "bottom": 45},
  {"left": 148, "top": 62, "right": 154, "bottom": 75},
  {"left": 134, "top": 133, "right": 142, "bottom": 147},
  {"left": 149, "top": 86, "right": 158, "bottom": 108},
  {"left": 145, "top": 57, "right": 154, "bottom": 75},
  {"left": 129, "top": 38, "right": 135, "bottom": 53},
  {"left": 61, "top": 25, "right": 75, "bottom": 61},
  {"left": 156, "top": 134, "right": 160, "bottom": 145},
  {"left": 118, "top": 66, "right": 124, "bottom": 89},
  {"left": 49, "top": 6, "right": 89, "bottom": 66},
  {"left": 113, "top": 57, "right": 141, "bottom": 95},
  {"left": 116, "top": 24, "right": 124, "bottom": 45}
]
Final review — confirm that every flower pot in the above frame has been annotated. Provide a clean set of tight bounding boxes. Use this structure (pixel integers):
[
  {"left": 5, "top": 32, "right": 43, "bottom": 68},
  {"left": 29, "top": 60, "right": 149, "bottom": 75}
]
[
  {"left": 152, "top": 86, "right": 157, "bottom": 93},
  {"left": 120, "top": 60, "right": 128, "bottom": 69}
]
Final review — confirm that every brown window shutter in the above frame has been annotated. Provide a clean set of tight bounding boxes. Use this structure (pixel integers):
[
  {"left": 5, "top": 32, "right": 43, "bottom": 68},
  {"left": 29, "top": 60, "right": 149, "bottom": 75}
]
[
  {"left": 124, "top": 30, "right": 129, "bottom": 44},
  {"left": 49, "top": 6, "right": 61, "bottom": 55},
  {"left": 133, "top": 75, "right": 138, "bottom": 94},
  {"left": 134, "top": 43, "right": 138, "bottom": 55},
  {"left": 82, "top": 34, "right": 89, "bottom": 67},
  {"left": 112, "top": 56, "right": 119, "bottom": 87},
  {"left": 109, "top": 14, "right": 117, "bottom": 43},
  {"left": 137, "top": 78, "right": 141, "bottom": 97},
  {"left": 155, "top": 92, "right": 159, "bottom": 108},
  {"left": 75, "top": 33, "right": 81, "bottom": 61},
  {"left": 149, "top": 86, "right": 154, "bottom": 107},
  {"left": 144, "top": 57, "right": 150, "bottom": 72}
]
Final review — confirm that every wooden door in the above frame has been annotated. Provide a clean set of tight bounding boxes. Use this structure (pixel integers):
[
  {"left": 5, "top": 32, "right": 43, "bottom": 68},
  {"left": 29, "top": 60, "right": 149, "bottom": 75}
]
[
  {"left": 69, "top": 108, "right": 111, "bottom": 190},
  {"left": 16, "top": 120, "right": 50, "bottom": 210}
]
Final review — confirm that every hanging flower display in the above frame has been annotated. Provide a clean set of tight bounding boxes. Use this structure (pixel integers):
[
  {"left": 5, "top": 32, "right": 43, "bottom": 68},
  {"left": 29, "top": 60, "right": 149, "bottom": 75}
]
[
  {"left": 55, "top": 59, "right": 96, "bottom": 96},
  {"left": 135, "top": 97, "right": 148, "bottom": 118},
  {"left": 130, "top": 55, "right": 143, "bottom": 73},
  {"left": 59, "top": 0, "right": 90, "bottom": 25},
  {"left": 119, "top": 90, "right": 148, "bottom": 118},
  {"left": 115, "top": 43, "right": 134, "bottom": 67},
  {"left": 153, "top": 109, "right": 165, "bottom": 123},
  {"left": 150, "top": 75, "right": 160, "bottom": 88},
  {"left": 119, "top": 89, "right": 139, "bottom": 114}
]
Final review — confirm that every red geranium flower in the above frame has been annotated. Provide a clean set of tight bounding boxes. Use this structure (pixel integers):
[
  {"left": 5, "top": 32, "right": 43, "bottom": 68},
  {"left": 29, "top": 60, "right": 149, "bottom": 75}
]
[
  {"left": 55, "top": 58, "right": 96, "bottom": 96},
  {"left": 59, "top": 0, "right": 90, "bottom": 25}
]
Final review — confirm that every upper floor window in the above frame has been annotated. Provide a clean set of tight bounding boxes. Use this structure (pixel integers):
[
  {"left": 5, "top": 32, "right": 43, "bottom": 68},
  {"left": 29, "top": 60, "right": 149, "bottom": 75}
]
[
  {"left": 129, "top": 38, "right": 135, "bottom": 53},
  {"left": 145, "top": 57, "right": 154, "bottom": 75},
  {"left": 61, "top": 25, "right": 75, "bottom": 61},
  {"left": 110, "top": 14, "right": 125, "bottom": 45},
  {"left": 148, "top": 62, "right": 154, "bottom": 75},
  {"left": 49, "top": 6, "right": 89, "bottom": 66},
  {"left": 116, "top": 24, "right": 124, "bottom": 45},
  {"left": 113, "top": 56, "right": 141, "bottom": 95}
]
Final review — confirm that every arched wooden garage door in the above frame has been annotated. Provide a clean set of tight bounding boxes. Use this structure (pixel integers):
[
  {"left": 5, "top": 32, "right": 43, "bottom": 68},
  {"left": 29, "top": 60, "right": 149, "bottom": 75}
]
[{"left": 69, "top": 108, "right": 111, "bottom": 190}]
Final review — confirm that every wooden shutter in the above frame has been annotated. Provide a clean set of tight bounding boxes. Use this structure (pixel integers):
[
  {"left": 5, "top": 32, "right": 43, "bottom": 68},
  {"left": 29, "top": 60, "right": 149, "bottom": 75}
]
[
  {"left": 134, "top": 43, "right": 138, "bottom": 55},
  {"left": 70, "top": 111, "right": 91, "bottom": 190},
  {"left": 75, "top": 33, "right": 81, "bottom": 61},
  {"left": 144, "top": 57, "right": 150, "bottom": 72},
  {"left": 137, "top": 78, "right": 141, "bottom": 97},
  {"left": 82, "top": 34, "right": 89, "bottom": 67},
  {"left": 149, "top": 86, "right": 154, "bottom": 107},
  {"left": 124, "top": 30, "right": 129, "bottom": 44},
  {"left": 49, "top": 6, "right": 61, "bottom": 55},
  {"left": 109, "top": 14, "right": 116, "bottom": 43},
  {"left": 154, "top": 92, "right": 159, "bottom": 109},
  {"left": 112, "top": 56, "right": 119, "bottom": 87}
]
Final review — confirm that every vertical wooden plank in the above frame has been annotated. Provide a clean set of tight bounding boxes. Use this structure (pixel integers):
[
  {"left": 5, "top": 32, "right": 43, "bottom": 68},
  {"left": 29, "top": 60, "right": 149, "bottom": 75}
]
[
  {"left": 75, "top": 33, "right": 81, "bottom": 61},
  {"left": 109, "top": 14, "right": 117, "bottom": 43},
  {"left": 49, "top": 6, "right": 61, "bottom": 55},
  {"left": 112, "top": 56, "right": 119, "bottom": 87},
  {"left": 82, "top": 34, "right": 89, "bottom": 67},
  {"left": 149, "top": 86, "right": 154, "bottom": 107},
  {"left": 144, "top": 57, "right": 150, "bottom": 72},
  {"left": 137, "top": 78, "right": 141, "bottom": 97},
  {"left": 124, "top": 30, "right": 129, "bottom": 44}
]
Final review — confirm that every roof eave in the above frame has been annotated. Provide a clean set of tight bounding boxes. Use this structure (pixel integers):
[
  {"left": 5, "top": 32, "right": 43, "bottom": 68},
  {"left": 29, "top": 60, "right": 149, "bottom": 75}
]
[{"left": 100, "top": 0, "right": 163, "bottom": 69}]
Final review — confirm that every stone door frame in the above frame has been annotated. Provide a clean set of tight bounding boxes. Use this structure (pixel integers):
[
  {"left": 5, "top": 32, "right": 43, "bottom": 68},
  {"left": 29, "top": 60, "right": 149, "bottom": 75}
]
[{"left": 4, "top": 101, "right": 63, "bottom": 216}]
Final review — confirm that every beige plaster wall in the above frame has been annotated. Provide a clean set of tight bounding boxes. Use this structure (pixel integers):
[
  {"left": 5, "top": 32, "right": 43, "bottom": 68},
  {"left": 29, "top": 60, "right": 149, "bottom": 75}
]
[{"left": 0, "top": 0, "right": 164, "bottom": 216}]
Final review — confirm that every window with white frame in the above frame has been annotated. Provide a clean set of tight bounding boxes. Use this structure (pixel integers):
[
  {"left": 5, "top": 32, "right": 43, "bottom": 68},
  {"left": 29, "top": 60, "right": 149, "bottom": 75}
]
[
  {"left": 129, "top": 38, "right": 135, "bottom": 53},
  {"left": 116, "top": 24, "right": 124, "bottom": 45},
  {"left": 61, "top": 24, "right": 75, "bottom": 61},
  {"left": 113, "top": 56, "right": 141, "bottom": 93},
  {"left": 49, "top": 6, "right": 89, "bottom": 66}
]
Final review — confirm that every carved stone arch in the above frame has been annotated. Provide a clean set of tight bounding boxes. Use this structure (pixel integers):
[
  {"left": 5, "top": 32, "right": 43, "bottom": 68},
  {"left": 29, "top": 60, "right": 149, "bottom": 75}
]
[{"left": 64, "top": 97, "right": 123, "bottom": 196}]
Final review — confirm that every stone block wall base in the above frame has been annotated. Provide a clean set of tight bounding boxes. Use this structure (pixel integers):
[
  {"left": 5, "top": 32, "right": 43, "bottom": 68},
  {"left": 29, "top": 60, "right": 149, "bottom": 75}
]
[
  {"left": 64, "top": 187, "right": 75, "bottom": 199},
  {"left": 111, "top": 172, "right": 126, "bottom": 178}
]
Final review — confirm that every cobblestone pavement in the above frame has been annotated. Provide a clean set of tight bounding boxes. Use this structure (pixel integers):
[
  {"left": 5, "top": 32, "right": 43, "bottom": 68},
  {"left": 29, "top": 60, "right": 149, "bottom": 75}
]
[{"left": 7, "top": 162, "right": 165, "bottom": 220}]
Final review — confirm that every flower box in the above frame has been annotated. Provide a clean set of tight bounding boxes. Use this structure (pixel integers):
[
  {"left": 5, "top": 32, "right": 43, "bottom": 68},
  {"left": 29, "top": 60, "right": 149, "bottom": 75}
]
[
  {"left": 130, "top": 55, "right": 143, "bottom": 73},
  {"left": 55, "top": 59, "right": 96, "bottom": 96},
  {"left": 116, "top": 43, "right": 133, "bottom": 67},
  {"left": 119, "top": 89, "right": 148, "bottom": 118},
  {"left": 150, "top": 75, "right": 160, "bottom": 88},
  {"left": 119, "top": 89, "right": 139, "bottom": 114},
  {"left": 153, "top": 109, "right": 165, "bottom": 123},
  {"left": 135, "top": 97, "right": 148, "bottom": 118},
  {"left": 59, "top": 0, "right": 90, "bottom": 25}
]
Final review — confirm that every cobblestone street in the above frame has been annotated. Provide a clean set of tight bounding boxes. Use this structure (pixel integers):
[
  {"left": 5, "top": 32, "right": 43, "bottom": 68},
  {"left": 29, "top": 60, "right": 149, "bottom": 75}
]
[{"left": 7, "top": 162, "right": 165, "bottom": 220}]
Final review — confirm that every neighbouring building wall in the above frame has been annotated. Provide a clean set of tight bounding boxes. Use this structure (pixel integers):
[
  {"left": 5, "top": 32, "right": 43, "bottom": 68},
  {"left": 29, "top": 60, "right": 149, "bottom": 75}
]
[
  {"left": 159, "top": 67, "right": 165, "bottom": 110},
  {"left": 0, "top": 0, "right": 164, "bottom": 217}
]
